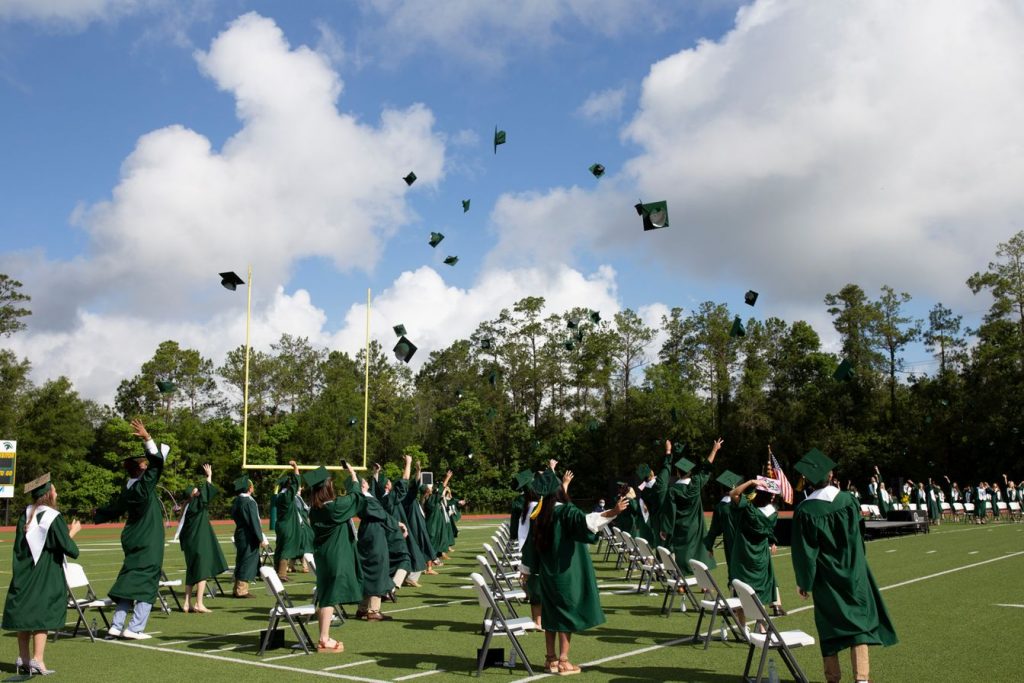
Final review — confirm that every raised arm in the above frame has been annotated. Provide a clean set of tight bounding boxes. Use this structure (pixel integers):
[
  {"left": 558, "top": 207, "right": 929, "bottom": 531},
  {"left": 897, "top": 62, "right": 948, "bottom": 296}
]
[
  {"left": 730, "top": 479, "right": 757, "bottom": 505},
  {"left": 442, "top": 469, "right": 453, "bottom": 489},
  {"left": 707, "top": 438, "right": 724, "bottom": 465},
  {"left": 402, "top": 454, "right": 412, "bottom": 481}
]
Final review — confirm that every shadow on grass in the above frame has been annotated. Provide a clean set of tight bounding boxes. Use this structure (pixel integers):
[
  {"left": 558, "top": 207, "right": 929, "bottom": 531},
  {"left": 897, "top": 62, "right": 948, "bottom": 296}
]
[
  {"left": 583, "top": 663, "right": 740, "bottom": 682},
  {"left": 372, "top": 650, "right": 531, "bottom": 679}
]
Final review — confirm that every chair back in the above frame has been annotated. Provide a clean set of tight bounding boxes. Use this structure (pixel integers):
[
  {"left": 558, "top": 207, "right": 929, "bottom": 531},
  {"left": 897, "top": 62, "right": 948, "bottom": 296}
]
[
  {"left": 303, "top": 552, "right": 316, "bottom": 575},
  {"left": 688, "top": 559, "right": 716, "bottom": 594},
  {"left": 656, "top": 546, "right": 681, "bottom": 577},
  {"left": 634, "top": 536, "right": 656, "bottom": 562},
  {"left": 860, "top": 504, "right": 870, "bottom": 515},
  {"left": 954, "top": 503, "right": 965, "bottom": 512},
  {"left": 64, "top": 562, "right": 90, "bottom": 590},
  {"left": 868, "top": 505, "right": 881, "bottom": 517},
  {"left": 965, "top": 503, "right": 975, "bottom": 513},
  {"left": 259, "top": 565, "right": 291, "bottom": 607},
  {"left": 731, "top": 579, "right": 769, "bottom": 638},
  {"left": 483, "top": 543, "right": 506, "bottom": 571},
  {"left": 476, "top": 554, "right": 503, "bottom": 592}
]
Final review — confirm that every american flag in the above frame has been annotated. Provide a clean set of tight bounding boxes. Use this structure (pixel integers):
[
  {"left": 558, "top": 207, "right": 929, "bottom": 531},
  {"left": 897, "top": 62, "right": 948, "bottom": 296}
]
[{"left": 768, "top": 451, "right": 794, "bottom": 505}]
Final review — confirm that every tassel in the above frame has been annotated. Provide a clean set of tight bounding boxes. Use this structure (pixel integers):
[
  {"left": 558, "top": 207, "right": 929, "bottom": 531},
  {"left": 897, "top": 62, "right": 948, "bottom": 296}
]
[{"left": 530, "top": 498, "right": 544, "bottom": 520}]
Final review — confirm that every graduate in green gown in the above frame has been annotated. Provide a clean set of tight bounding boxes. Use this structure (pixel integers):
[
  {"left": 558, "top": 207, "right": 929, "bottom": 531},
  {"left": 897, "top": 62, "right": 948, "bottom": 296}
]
[
  {"left": 305, "top": 462, "right": 367, "bottom": 653},
  {"left": 94, "top": 418, "right": 169, "bottom": 639},
  {"left": 3, "top": 473, "right": 82, "bottom": 676},
  {"left": 402, "top": 459, "right": 437, "bottom": 582},
  {"left": 704, "top": 470, "right": 742, "bottom": 578},
  {"left": 177, "top": 463, "right": 228, "bottom": 612},
  {"left": 509, "top": 470, "right": 533, "bottom": 544},
  {"left": 230, "top": 475, "right": 267, "bottom": 598},
  {"left": 521, "top": 465, "right": 628, "bottom": 675},
  {"left": 424, "top": 469, "right": 453, "bottom": 565},
  {"left": 653, "top": 438, "right": 723, "bottom": 574},
  {"left": 273, "top": 461, "right": 303, "bottom": 582},
  {"left": 791, "top": 448, "right": 897, "bottom": 683},
  {"left": 729, "top": 477, "right": 784, "bottom": 616},
  {"left": 354, "top": 476, "right": 396, "bottom": 620},
  {"left": 369, "top": 460, "right": 411, "bottom": 599}
]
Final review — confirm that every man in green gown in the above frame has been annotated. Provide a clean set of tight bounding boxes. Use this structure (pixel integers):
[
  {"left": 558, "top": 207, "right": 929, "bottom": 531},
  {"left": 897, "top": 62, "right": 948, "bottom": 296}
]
[
  {"left": 654, "top": 439, "right": 723, "bottom": 574},
  {"left": 370, "top": 461, "right": 411, "bottom": 598},
  {"left": 176, "top": 463, "right": 228, "bottom": 613},
  {"left": 273, "top": 461, "right": 303, "bottom": 582},
  {"left": 231, "top": 475, "right": 267, "bottom": 598},
  {"left": 704, "top": 470, "right": 742, "bottom": 577},
  {"left": 791, "top": 448, "right": 897, "bottom": 683},
  {"left": 94, "top": 419, "right": 168, "bottom": 639}
]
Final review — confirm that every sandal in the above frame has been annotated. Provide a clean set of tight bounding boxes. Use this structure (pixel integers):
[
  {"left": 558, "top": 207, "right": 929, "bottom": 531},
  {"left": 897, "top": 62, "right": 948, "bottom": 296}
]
[
  {"left": 317, "top": 639, "right": 345, "bottom": 653},
  {"left": 192, "top": 605, "right": 212, "bottom": 613},
  {"left": 544, "top": 655, "right": 559, "bottom": 674},
  {"left": 771, "top": 605, "right": 787, "bottom": 617},
  {"left": 557, "top": 660, "right": 581, "bottom": 676}
]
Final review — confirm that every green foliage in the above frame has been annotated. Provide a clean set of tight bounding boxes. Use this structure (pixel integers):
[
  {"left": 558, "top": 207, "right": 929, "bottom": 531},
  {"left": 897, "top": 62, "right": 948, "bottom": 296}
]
[{"left": 0, "top": 274, "right": 31, "bottom": 338}]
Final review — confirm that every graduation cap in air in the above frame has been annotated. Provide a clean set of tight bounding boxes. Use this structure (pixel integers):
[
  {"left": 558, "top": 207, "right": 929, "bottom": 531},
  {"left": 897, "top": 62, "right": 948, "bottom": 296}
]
[
  {"left": 219, "top": 271, "right": 245, "bottom": 291},
  {"left": 730, "top": 315, "right": 746, "bottom": 338},
  {"left": 589, "top": 163, "right": 605, "bottom": 178},
  {"left": 429, "top": 232, "right": 445, "bottom": 248},
  {"left": 563, "top": 339, "right": 575, "bottom": 351},
  {"left": 744, "top": 290, "right": 759, "bottom": 306},
  {"left": 393, "top": 324, "right": 407, "bottom": 337},
  {"left": 493, "top": 126, "right": 506, "bottom": 153},
  {"left": 444, "top": 256, "right": 459, "bottom": 266},
  {"left": 574, "top": 328, "right": 585, "bottom": 342},
  {"left": 347, "top": 417, "right": 358, "bottom": 427},
  {"left": 232, "top": 475, "right": 252, "bottom": 494},
  {"left": 156, "top": 380, "right": 176, "bottom": 394},
  {"left": 635, "top": 201, "right": 669, "bottom": 231},
  {"left": 486, "top": 369, "right": 499, "bottom": 386},
  {"left": 403, "top": 172, "right": 417, "bottom": 186},
  {"left": 589, "top": 310, "right": 601, "bottom": 324},
  {"left": 673, "top": 456, "right": 697, "bottom": 474},
  {"left": 486, "top": 407, "right": 497, "bottom": 420},
  {"left": 302, "top": 466, "right": 331, "bottom": 490},
  {"left": 673, "top": 442, "right": 686, "bottom": 455},
  {"left": 480, "top": 337, "right": 494, "bottom": 350},
  {"left": 394, "top": 336, "right": 417, "bottom": 363},
  {"left": 715, "top": 469, "right": 742, "bottom": 489},
  {"left": 513, "top": 470, "right": 534, "bottom": 491},
  {"left": 794, "top": 448, "right": 836, "bottom": 487},
  {"left": 586, "top": 418, "right": 600, "bottom": 432},
  {"left": 462, "top": 199, "right": 471, "bottom": 213},
  {"left": 567, "top": 319, "right": 578, "bottom": 329},
  {"left": 23, "top": 473, "right": 52, "bottom": 499},
  {"left": 670, "top": 407, "right": 679, "bottom": 423},
  {"left": 455, "top": 388, "right": 464, "bottom": 400},
  {"left": 834, "top": 358, "right": 855, "bottom": 381}
]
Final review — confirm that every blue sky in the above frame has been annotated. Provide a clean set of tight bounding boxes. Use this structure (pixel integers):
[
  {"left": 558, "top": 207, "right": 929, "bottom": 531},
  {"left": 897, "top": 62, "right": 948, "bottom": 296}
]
[{"left": 2, "top": 0, "right": 1023, "bottom": 401}]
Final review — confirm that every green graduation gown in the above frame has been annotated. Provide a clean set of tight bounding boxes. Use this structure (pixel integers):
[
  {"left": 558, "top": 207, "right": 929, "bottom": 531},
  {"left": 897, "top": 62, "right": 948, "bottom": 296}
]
[
  {"left": 401, "top": 479, "right": 434, "bottom": 568},
  {"left": 179, "top": 482, "right": 228, "bottom": 585},
  {"left": 274, "top": 473, "right": 303, "bottom": 564},
  {"left": 521, "top": 503, "right": 606, "bottom": 633},
  {"left": 3, "top": 506, "right": 80, "bottom": 631},
  {"left": 655, "top": 459, "right": 715, "bottom": 573},
  {"left": 729, "top": 496, "right": 779, "bottom": 604},
  {"left": 704, "top": 496, "right": 737, "bottom": 574},
  {"left": 95, "top": 444, "right": 167, "bottom": 603},
  {"left": 425, "top": 489, "right": 447, "bottom": 558},
  {"left": 791, "top": 487, "right": 898, "bottom": 657},
  {"left": 356, "top": 495, "right": 395, "bottom": 597},
  {"left": 974, "top": 486, "right": 987, "bottom": 518},
  {"left": 297, "top": 495, "right": 314, "bottom": 555},
  {"left": 370, "top": 477, "right": 412, "bottom": 575},
  {"left": 509, "top": 493, "right": 526, "bottom": 543},
  {"left": 927, "top": 486, "right": 942, "bottom": 520},
  {"left": 310, "top": 493, "right": 366, "bottom": 607},
  {"left": 231, "top": 494, "right": 263, "bottom": 582},
  {"left": 877, "top": 488, "right": 892, "bottom": 518}
]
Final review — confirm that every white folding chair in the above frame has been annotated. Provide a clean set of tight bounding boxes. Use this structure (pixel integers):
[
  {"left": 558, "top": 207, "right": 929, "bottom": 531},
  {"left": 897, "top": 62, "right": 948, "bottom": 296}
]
[
  {"left": 258, "top": 566, "right": 316, "bottom": 655},
  {"left": 470, "top": 572, "right": 537, "bottom": 676},
  {"left": 655, "top": 546, "right": 698, "bottom": 614},
  {"left": 688, "top": 559, "right": 744, "bottom": 649},
  {"left": 483, "top": 543, "right": 518, "bottom": 591},
  {"left": 61, "top": 563, "right": 114, "bottom": 642},
  {"left": 868, "top": 505, "right": 881, "bottom": 520},
  {"left": 157, "top": 569, "right": 183, "bottom": 614},
  {"left": 632, "top": 536, "right": 661, "bottom": 594},
  {"left": 732, "top": 579, "right": 814, "bottom": 683},
  {"left": 476, "top": 555, "right": 526, "bottom": 629},
  {"left": 997, "top": 502, "right": 1009, "bottom": 520},
  {"left": 953, "top": 502, "right": 965, "bottom": 522},
  {"left": 860, "top": 504, "right": 871, "bottom": 517},
  {"left": 619, "top": 531, "right": 642, "bottom": 579},
  {"left": 964, "top": 502, "right": 975, "bottom": 521},
  {"left": 1009, "top": 501, "right": 1022, "bottom": 522},
  {"left": 604, "top": 526, "right": 627, "bottom": 564}
]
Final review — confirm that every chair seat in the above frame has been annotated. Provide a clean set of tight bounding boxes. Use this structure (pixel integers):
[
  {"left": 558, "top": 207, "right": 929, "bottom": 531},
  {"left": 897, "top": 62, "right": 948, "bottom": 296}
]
[
  {"left": 498, "top": 589, "right": 528, "bottom": 601},
  {"left": 748, "top": 629, "right": 815, "bottom": 648},
  {"left": 272, "top": 604, "right": 316, "bottom": 617},
  {"left": 483, "top": 616, "right": 540, "bottom": 634},
  {"left": 700, "top": 597, "right": 742, "bottom": 609},
  {"left": 160, "top": 580, "right": 182, "bottom": 587}
]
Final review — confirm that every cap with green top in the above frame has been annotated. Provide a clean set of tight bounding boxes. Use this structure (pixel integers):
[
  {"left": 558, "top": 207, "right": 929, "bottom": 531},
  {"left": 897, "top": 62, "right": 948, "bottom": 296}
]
[
  {"left": 673, "top": 456, "right": 697, "bottom": 474},
  {"left": 462, "top": 199, "right": 471, "bottom": 213},
  {"left": 429, "top": 232, "right": 444, "bottom": 248},
  {"left": 219, "top": 271, "right": 245, "bottom": 291},
  {"left": 23, "top": 473, "right": 52, "bottom": 499},
  {"left": 589, "top": 163, "right": 605, "bottom": 178},
  {"left": 403, "top": 172, "right": 417, "bottom": 186},
  {"left": 794, "top": 448, "right": 836, "bottom": 487},
  {"left": 834, "top": 359, "right": 855, "bottom": 381},
  {"left": 444, "top": 255, "right": 459, "bottom": 266},
  {"left": 635, "top": 463, "right": 651, "bottom": 480},
  {"left": 302, "top": 466, "right": 332, "bottom": 490},
  {"left": 730, "top": 315, "right": 746, "bottom": 338},
  {"left": 513, "top": 470, "right": 533, "bottom": 490},
  {"left": 493, "top": 126, "right": 506, "bottom": 153},
  {"left": 530, "top": 470, "right": 560, "bottom": 497},
  {"left": 745, "top": 290, "right": 759, "bottom": 306},
  {"left": 715, "top": 469, "right": 743, "bottom": 489},
  {"left": 156, "top": 380, "right": 176, "bottom": 394},
  {"left": 394, "top": 336, "right": 417, "bottom": 363},
  {"left": 232, "top": 475, "right": 252, "bottom": 494},
  {"left": 393, "top": 324, "right": 407, "bottom": 337},
  {"left": 635, "top": 201, "right": 669, "bottom": 230}
]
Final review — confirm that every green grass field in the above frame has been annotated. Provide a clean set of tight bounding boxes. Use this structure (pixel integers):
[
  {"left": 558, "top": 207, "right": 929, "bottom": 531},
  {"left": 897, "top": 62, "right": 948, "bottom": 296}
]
[{"left": 2, "top": 518, "right": 1023, "bottom": 682}]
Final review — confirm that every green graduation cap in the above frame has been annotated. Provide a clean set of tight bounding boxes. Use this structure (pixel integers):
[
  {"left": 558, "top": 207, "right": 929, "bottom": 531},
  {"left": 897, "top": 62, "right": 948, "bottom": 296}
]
[
  {"left": 615, "top": 480, "right": 628, "bottom": 487},
  {"left": 589, "top": 310, "right": 601, "bottom": 324},
  {"left": 455, "top": 388, "right": 464, "bottom": 400},
  {"left": 444, "top": 255, "right": 459, "bottom": 266},
  {"left": 589, "top": 163, "right": 605, "bottom": 178},
  {"left": 745, "top": 290, "right": 759, "bottom": 306},
  {"left": 635, "top": 463, "right": 651, "bottom": 480},
  {"left": 219, "top": 271, "right": 245, "bottom": 291},
  {"left": 514, "top": 470, "right": 533, "bottom": 491},
  {"left": 715, "top": 469, "right": 743, "bottom": 489},
  {"left": 403, "top": 172, "right": 417, "bottom": 186},
  {"left": 493, "top": 126, "right": 506, "bottom": 153},
  {"left": 232, "top": 475, "right": 251, "bottom": 494},
  {"left": 393, "top": 324, "right": 407, "bottom": 337},
  {"left": 480, "top": 337, "right": 493, "bottom": 350},
  {"left": 530, "top": 470, "right": 560, "bottom": 497},
  {"left": 462, "top": 199, "right": 471, "bottom": 213},
  {"left": 673, "top": 456, "right": 697, "bottom": 474},
  {"left": 563, "top": 339, "right": 575, "bottom": 351},
  {"left": 673, "top": 442, "right": 685, "bottom": 455},
  {"left": 156, "top": 380, "right": 176, "bottom": 394},
  {"left": 586, "top": 418, "right": 600, "bottom": 432},
  {"left": 394, "top": 336, "right": 417, "bottom": 363},
  {"left": 429, "top": 232, "right": 445, "bottom": 248},
  {"left": 730, "top": 315, "right": 746, "bottom": 338},
  {"left": 302, "top": 465, "right": 331, "bottom": 490},
  {"left": 635, "top": 200, "right": 669, "bottom": 231},
  {"left": 347, "top": 417, "right": 358, "bottom": 427},
  {"left": 276, "top": 473, "right": 293, "bottom": 487},
  {"left": 486, "top": 407, "right": 498, "bottom": 420},
  {"left": 794, "top": 448, "right": 836, "bottom": 487},
  {"left": 670, "top": 406, "right": 679, "bottom": 423},
  {"left": 834, "top": 358, "right": 855, "bottom": 381},
  {"left": 486, "top": 368, "right": 499, "bottom": 386},
  {"left": 23, "top": 473, "right": 52, "bottom": 499},
  {"left": 567, "top": 319, "right": 578, "bottom": 329}
]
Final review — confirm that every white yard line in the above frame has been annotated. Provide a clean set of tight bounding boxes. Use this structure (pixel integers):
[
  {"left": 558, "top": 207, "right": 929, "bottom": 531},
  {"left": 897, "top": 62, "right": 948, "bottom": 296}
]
[
  {"left": 323, "top": 660, "right": 376, "bottom": 671},
  {"left": 392, "top": 670, "right": 446, "bottom": 681},
  {"left": 995, "top": 603, "right": 1024, "bottom": 609},
  {"left": 263, "top": 651, "right": 309, "bottom": 661},
  {"left": 386, "top": 598, "right": 473, "bottom": 614}
]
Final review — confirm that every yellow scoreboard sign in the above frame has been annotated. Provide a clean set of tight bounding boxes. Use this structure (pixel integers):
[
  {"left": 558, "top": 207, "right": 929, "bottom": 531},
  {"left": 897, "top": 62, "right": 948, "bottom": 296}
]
[{"left": 0, "top": 440, "right": 15, "bottom": 499}]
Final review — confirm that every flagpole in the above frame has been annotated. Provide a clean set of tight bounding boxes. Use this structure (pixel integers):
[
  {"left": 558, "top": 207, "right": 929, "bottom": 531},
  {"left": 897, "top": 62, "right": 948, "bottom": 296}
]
[
  {"left": 362, "top": 288, "right": 371, "bottom": 469},
  {"left": 243, "top": 264, "right": 252, "bottom": 467}
]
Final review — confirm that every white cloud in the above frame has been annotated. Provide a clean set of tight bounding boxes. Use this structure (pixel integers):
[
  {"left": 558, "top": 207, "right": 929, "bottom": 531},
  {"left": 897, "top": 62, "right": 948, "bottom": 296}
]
[
  {"left": 0, "top": 0, "right": 153, "bottom": 27},
  {"left": 577, "top": 87, "right": 626, "bottom": 121}
]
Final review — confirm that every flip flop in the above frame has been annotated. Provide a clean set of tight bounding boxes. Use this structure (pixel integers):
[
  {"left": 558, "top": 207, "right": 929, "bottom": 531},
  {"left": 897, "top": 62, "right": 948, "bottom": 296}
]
[{"left": 317, "top": 639, "right": 345, "bottom": 653}]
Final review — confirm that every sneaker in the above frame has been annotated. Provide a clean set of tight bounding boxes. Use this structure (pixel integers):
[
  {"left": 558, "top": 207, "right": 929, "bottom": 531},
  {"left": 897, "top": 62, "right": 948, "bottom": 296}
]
[
  {"left": 107, "top": 627, "right": 122, "bottom": 638},
  {"left": 121, "top": 630, "right": 152, "bottom": 640}
]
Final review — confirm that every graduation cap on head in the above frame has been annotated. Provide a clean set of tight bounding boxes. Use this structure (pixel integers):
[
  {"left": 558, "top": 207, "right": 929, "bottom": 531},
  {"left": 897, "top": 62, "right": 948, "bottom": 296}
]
[
  {"left": 444, "top": 255, "right": 459, "bottom": 266},
  {"left": 302, "top": 466, "right": 331, "bottom": 490},
  {"left": 794, "top": 448, "right": 836, "bottom": 487},
  {"left": 219, "top": 271, "right": 245, "bottom": 291},
  {"left": 744, "top": 290, "right": 759, "bottom": 306},
  {"left": 589, "top": 310, "right": 601, "bottom": 324},
  {"left": 513, "top": 470, "right": 533, "bottom": 490},
  {"left": 23, "top": 472, "right": 52, "bottom": 499},
  {"left": 635, "top": 201, "right": 669, "bottom": 230},
  {"left": 429, "top": 232, "right": 444, "bottom": 248},
  {"left": 394, "top": 336, "right": 417, "bottom": 363},
  {"left": 715, "top": 469, "right": 742, "bottom": 489},
  {"left": 589, "top": 163, "right": 605, "bottom": 178},
  {"left": 493, "top": 126, "right": 506, "bottom": 153},
  {"left": 834, "top": 358, "right": 855, "bottom": 381},
  {"left": 730, "top": 315, "right": 746, "bottom": 338},
  {"left": 530, "top": 470, "right": 560, "bottom": 497},
  {"left": 462, "top": 199, "right": 471, "bottom": 213},
  {"left": 635, "top": 463, "right": 651, "bottom": 480},
  {"left": 276, "top": 473, "right": 294, "bottom": 487},
  {"left": 403, "top": 172, "right": 417, "bottom": 186},
  {"left": 155, "top": 380, "right": 176, "bottom": 394},
  {"left": 673, "top": 456, "right": 697, "bottom": 474},
  {"left": 232, "top": 475, "right": 251, "bottom": 494},
  {"left": 393, "top": 324, "right": 407, "bottom": 337}
]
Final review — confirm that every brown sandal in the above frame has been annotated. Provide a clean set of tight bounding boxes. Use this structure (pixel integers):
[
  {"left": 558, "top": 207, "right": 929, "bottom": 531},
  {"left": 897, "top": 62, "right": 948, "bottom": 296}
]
[
  {"left": 317, "top": 639, "right": 344, "bottom": 653},
  {"left": 544, "top": 655, "right": 559, "bottom": 674},
  {"left": 558, "top": 660, "right": 581, "bottom": 676}
]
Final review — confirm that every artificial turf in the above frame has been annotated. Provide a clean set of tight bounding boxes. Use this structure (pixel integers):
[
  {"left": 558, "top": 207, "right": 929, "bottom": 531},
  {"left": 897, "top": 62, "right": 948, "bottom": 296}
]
[{"left": 1, "top": 518, "right": 1023, "bottom": 682}]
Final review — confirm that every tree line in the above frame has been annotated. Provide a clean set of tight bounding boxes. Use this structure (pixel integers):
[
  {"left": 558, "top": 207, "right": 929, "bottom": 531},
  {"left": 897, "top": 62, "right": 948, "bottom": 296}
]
[{"left": 3, "top": 232, "right": 1024, "bottom": 519}]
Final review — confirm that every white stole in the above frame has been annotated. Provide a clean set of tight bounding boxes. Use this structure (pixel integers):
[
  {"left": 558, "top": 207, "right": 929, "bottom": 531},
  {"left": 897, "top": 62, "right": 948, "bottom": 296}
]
[
  {"left": 173, "top": 500, "right": 191, "bottom": 542},
  {"left": 25, "top": 505, "right": 61, "bottom": 566}
]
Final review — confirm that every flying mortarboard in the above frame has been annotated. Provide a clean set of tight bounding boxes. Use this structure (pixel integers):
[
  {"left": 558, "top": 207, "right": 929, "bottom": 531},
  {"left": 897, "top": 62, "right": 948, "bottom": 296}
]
[
  {"left": 715, "top": 470, "right": 743, "bottom": 489},
  {"left": 744, "top": 290, "right": 759, "bottom": 306},
  {"left": 493, "top": 126, "right": 506, "bottom": 153},
  {"left": 563, "top": 340, "right": 575, "bottom": 351},
  {"left": 403, "top": 172, "right": 417, "bottom": 186},
  {"left": 232, "top": 475, "right": 251, "bottom": 494},
  {"left": 575, "top": 328, "right": 585, "bottom": 342},
  {"left": 219, "top": 271, "right": 245, "bottom": 291},
  {"left": 156, "top": 380, "right": 176, "bottom": 394},
  {"left": 730, "top": 315, "right": 746, "bottom": 338},
  {"left": 480, "top": 337, "right": 493, "bottom": 350},
  {"left": 347, "top": 417, "right": 358, "bottom": 427},
  {"left": 462, "top": 199, "right": 471, "bottom": 213},
  {"left": 394, "top": 336, "right": 417, "bottom": 363},
  {"left": 673, "top": 442, "right": 685, "bottom": 455},
  {"left": 589, "top": 310, "right": 601, "bottom": 324},
  {"left": 834, "top": 358, "right": 855, "bottom": 381},
  {"left": 670, "top": 406, "right": 679, "bottom": 423},
  {"left": 444, "top": 256, "right": 459, "bottom": 266},
  {"left": 514, "top": 470, "right": 534, "bottom": 490},
  {"left": 302, "top": 466, "right": 331, "bottom": 490},
  {"left": 586, "top": 418, "right": 600, "bottom": 432},
  {"left": 567, "top": 319, "right": 578, "bottom": 329},
  {"left": 673, "top": 456, "right": 697, "bottom": 474},
  {"left": 455, "top": 388, "right": 464, "bottom": 400},
  {"left": 794, "top": 448, "right": 836, "bottom": 487},
  {"left": 23, "top": 473, "right": 52, "bottom": 498},
  {"left": 589, "top": 163, "right": 605, "bottom": 178},
  {"left": 393, "top": 324, "right": 407, "bottom": 337},
  {"left": 635, "top": 201, "right": 669, "bottom": 231},
  {"left": 429, "top": 232, "right": 445, "bottom": 248}
]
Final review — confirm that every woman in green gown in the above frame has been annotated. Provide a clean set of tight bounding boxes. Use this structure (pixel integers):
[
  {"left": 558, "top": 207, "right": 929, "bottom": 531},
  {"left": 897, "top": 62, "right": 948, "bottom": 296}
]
[
  {"left": 424, "top": 470, "right": 453, "bottom": 563},
  {"left": 653, "top": 439, "right": 723, "bottom": 574},
  {"left": 369, "top": 460, "right": 411, "bottom": 596},
  {"left": 704, "top": 470, "right": 742, "bottom": 578},
  {"left": 402, "top": 461, "right": 436, "bottom": 582},
  {"left": 230, "top": 476, "right": 267, "bottom": 598},
  {"left": 305, "top": 462, "right": 366, "bottom": 652},
  {"left": 178, "top": 463, "right": 228, "bottom": 613},
  {"left": 273, "top": 462, "right": 303, "bottom": 581},
  {"left": 355, "top": 476, "right": 396, "bottom": 620},
  {"left": 3, "top": 474, "right": 81, "bottom": 676},
  {"left": 729, "top": 478, "right": 784, "bottom": 617},
  {"left": 521, "top": 467, "right": 627, "bottom": 675}
]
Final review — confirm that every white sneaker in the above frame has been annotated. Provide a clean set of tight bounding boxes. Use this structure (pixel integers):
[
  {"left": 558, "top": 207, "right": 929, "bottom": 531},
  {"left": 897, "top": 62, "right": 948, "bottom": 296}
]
[
  {"left": 107, "top": 627, "right": 122, "bottom": 638},
  {"left": 121, "top": 630, "right": 152, "bottom": 640}
]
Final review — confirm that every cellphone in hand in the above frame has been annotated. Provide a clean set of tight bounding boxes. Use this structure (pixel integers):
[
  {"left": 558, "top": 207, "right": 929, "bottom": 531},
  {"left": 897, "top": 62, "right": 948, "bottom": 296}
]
[{"left": 339, "top": 459, "right": 348, "bottom": 469}]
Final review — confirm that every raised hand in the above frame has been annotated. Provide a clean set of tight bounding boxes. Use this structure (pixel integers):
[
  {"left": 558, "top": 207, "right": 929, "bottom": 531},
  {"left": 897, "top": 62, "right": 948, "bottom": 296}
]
[
  {"left": 562, "top": 470, "right": 574, "bottom": 490},
  {"left": 202, "top": 463, "right": 212, "bottom": 481},
  {"left": 712, "top": 438, "right": 724, "bottom": 452},
  {"left": 130, "top": 418, "right": 151, "bottom": 441},
  {"left": 612, "top": 497, "right": 629, "bottom": 514},
  {"left": 548, "top": 459, "right": 558, "bottom": 471},
  {"left": 69, "top": 519, "right": 82, "bottom": 538},
  {"left": 665, "top": 440, "right": 672, "bottom": 455}
]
